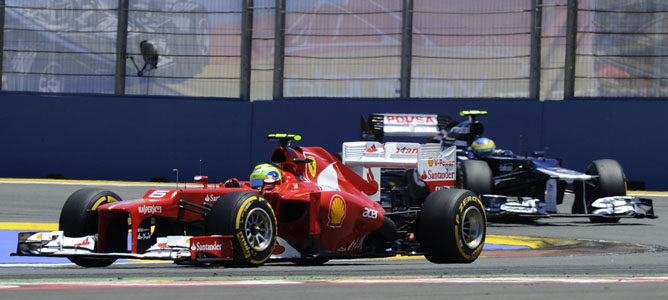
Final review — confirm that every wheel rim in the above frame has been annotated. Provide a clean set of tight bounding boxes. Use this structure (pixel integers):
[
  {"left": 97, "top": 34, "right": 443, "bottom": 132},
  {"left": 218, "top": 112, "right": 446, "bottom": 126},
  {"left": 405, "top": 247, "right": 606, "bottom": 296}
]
[
  {"left": 244, "top": 207, "right": 273, "bottom": 251},
  {"left": 461, "top": 206, "right": 484, "bottom": 249}
]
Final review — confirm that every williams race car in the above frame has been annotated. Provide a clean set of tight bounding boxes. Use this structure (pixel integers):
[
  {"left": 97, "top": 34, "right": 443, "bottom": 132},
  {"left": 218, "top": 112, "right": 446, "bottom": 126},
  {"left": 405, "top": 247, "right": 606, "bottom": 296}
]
[
  {"left": 13, "top": 134, "right": 486, "bottom": 267},
  {"left": 361, "top": 112, "right": 656, "bottom": 223}
]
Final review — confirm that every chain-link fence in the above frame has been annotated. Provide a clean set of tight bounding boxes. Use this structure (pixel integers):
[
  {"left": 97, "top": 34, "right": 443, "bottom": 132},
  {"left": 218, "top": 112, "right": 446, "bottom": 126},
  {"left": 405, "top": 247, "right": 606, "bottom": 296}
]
[
  {"left": 1, "top": 0, "right": 666, "bottom": 100},
  {"left": 577, "top": 0, "right": 667, "bottom": 97}
]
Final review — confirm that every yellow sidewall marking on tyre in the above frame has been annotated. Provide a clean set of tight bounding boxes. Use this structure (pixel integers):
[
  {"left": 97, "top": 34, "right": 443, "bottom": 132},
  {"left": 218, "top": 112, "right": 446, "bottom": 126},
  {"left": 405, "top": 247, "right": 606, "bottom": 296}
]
[
  {"left": 235, "top": 196, "right": 258, "bottom": 230},
  {"left": 455, "top": 195, "right": 485, "bottom": 260},
  {"left": 91, "top": 196, "right": 119, "bottom": 211},
  {"left": 236, "top": 231, "right": 252, "bottom": 259},
  {"left": 234, "top": 196, "right": 259, "bottom": 259}
]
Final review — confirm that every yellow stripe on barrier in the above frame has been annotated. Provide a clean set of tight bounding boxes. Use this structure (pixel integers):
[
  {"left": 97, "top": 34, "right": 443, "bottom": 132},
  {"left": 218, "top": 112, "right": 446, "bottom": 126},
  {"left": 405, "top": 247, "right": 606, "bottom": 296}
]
[
  {"left": 628, "top": 190, "right": 668, "bottom": 196},
  {"left": 0, "top": 222, "right": 58, "bottom": 231},
  {"left": 0, "top": 178, "right": 175, "bottom": 186}
]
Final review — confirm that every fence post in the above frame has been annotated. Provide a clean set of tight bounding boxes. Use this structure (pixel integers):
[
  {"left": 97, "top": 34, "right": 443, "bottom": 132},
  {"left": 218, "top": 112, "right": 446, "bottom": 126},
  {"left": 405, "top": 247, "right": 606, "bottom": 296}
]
[
  {"left": 114, "top": 0, "right": 129, "bottom": 95},
  {"left": 399, "top": 0, "right": 413, "bottom": 98},
  {"left": 0, "top": 0, "right": 6, "bottom": 91},
  {"left": 240, "top": 0, "right": 254, "bottom": 101},
  {"left": 529, "top": 0, "right": 543, "bottom": 100},
  {"left": 564, "top": 0, "right": 578, "bottom": 98},
  {"left": 273, "top": 0, "right": 285, "bottom": 99}
]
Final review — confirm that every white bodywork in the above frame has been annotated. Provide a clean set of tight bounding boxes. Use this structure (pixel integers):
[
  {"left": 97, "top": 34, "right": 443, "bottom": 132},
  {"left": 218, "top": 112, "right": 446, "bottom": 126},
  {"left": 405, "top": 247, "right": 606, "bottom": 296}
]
[
  {"left": 15, "top": 231, "right": 192, "bottom": 260},
  {"left": 16, "top": 232, "right": 306, "bottom": 261},
  {"left": 342, "top": 142, "right": 456, "bottom": 201}
]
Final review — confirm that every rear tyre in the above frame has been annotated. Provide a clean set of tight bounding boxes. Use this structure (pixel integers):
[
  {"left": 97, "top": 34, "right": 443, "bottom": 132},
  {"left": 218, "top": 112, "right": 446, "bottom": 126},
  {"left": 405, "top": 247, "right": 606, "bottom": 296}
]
[
  {"left": 58, "top": 188, "right": 122, "bottom": 267},
  {"left": 584, "top": 159, "right": 627, "bottom": 223},
  {"left": 206, "top": 192, "right": 277, "bottom": 267},
  {"left": 404, "top": 169, "right": 430, "bottom": 205},
  {"left": 457, "top": 160, "right": 494, "bottom": 195},
  {"left": 417, "top": 189, "right": 486, "bottom": 263}
]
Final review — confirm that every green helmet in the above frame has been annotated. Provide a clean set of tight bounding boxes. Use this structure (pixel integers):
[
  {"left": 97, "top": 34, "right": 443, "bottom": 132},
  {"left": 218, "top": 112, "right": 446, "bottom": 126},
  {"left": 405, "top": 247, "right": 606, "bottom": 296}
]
[{"left": 250, "top": 163, "right": 282, "bottom": 189}]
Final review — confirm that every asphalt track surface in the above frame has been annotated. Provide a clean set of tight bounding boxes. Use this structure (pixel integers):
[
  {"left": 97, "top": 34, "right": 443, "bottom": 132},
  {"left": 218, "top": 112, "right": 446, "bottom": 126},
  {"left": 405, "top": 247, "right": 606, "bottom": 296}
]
[{"left": 0, "top": 180, "right": 667, "bottom": 299}]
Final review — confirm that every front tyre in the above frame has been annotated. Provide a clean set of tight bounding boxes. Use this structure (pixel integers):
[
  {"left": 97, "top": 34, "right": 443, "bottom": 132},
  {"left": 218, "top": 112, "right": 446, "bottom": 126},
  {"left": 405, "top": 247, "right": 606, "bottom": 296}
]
[
  {"left": 206, "top": 192, "right": 277, "bottom": 267},
  {"left": 59, "top": 188, "right": 122, "bottom": 267},
  {"left": 417, "top": 189, "right": 486, "bottom": 263},
  {"left": 585, "top": 159, "right": 626, "bottom": 223},
  {"left": 457, "top": 160, "right": 494, "bottom": 195}
]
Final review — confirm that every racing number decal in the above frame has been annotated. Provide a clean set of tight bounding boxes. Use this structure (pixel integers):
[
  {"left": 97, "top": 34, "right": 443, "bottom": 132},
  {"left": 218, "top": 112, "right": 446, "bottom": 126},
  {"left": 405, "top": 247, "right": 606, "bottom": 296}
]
[
  {"left": 148, "top": 190, "right": 169, "bottom": 199},
  {"left": 453, "top": 196, "right": 485, "bottom": 260}
]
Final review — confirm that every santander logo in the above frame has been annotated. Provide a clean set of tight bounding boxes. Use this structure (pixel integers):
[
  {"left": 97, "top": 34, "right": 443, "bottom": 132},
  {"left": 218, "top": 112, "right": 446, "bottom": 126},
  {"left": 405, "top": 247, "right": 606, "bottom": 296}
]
[
  {"left": 422, "top": 170, "right": 455, "bottom": 180},
  {"left": 191, "top": 241, "right": 222, "bottom": 251}
]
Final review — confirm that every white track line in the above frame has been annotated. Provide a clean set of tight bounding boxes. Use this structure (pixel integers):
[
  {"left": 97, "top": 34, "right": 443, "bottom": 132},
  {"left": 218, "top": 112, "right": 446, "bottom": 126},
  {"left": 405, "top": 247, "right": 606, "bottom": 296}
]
[{"left": 1, "top": 277, "right": 668, "bottom": 289}]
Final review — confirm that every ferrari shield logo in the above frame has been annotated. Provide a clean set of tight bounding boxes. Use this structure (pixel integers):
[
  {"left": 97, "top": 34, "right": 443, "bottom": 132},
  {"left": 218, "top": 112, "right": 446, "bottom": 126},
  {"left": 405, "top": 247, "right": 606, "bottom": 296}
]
[{"left": 307, "top": 156, "right": 317, "bottom": 178}]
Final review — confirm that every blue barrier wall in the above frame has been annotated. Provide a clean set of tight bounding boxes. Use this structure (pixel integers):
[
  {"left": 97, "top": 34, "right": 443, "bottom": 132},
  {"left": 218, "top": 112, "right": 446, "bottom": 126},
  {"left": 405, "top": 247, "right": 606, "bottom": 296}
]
[
  {"left": 250, "top": 98, "right": 543, "bottom": 167},
  {"left": 1, "top": 92, "right": 252, "bottom": 182},
  {"left": 541, "top": 99, "right": 668, "bottom": 190},
  {"left": 2, "top": 92, "right": 667, "bottom": 189}
]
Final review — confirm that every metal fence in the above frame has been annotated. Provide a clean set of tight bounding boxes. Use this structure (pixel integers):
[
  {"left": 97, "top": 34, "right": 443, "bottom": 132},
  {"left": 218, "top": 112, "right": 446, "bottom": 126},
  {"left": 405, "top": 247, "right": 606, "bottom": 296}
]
[{"left": 1, "top": 0, "right": 666, "bottom": 100}]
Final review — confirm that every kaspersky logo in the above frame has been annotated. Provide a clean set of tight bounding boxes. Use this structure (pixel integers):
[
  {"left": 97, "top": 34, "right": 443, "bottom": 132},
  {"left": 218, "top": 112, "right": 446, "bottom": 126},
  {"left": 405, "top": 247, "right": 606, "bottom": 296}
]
[
  {"left": 327, "top": 195, "right": 346, "bottom": 228},
  {"left": 138, "top": 205, "right": 162, "bottom": 214}
]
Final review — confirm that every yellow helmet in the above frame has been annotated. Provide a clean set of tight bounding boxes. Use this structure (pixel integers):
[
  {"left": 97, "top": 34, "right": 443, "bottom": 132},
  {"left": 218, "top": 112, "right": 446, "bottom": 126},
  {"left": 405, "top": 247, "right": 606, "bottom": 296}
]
[{"left": 250, "top": 163, "right": 282, "bottom": 189}]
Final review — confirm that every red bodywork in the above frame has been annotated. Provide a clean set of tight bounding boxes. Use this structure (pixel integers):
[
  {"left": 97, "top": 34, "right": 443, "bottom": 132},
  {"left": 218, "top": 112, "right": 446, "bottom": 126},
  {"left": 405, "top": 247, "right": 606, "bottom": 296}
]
[{"left": 96, "top": 144, "right": 385, "bottom": 255}]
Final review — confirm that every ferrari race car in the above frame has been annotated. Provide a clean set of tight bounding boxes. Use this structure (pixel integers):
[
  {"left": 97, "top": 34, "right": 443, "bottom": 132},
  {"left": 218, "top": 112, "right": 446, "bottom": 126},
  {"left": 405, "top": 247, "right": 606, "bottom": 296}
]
[
  {"left": 13, "top": 134, "right": 486, "bottom": 267},
  {"left": 361, "top": 112, "right": 657, "bottom": 223}
]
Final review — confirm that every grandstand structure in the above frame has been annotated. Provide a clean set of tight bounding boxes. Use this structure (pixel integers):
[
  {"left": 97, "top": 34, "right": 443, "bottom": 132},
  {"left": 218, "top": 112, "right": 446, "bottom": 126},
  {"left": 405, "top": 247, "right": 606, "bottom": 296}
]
[
  {"left": 1, "top": 0, "right": 665, "bottom": 100},
  {"left": 1, "top": 1, "right": 667, "bottom": 189}
]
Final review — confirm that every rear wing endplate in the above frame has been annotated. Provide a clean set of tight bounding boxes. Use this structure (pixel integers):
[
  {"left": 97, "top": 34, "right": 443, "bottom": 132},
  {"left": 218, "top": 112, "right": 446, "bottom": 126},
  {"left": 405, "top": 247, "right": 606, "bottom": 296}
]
[{"left": 343, "top": 141, "right": 456, "bottom": 201}]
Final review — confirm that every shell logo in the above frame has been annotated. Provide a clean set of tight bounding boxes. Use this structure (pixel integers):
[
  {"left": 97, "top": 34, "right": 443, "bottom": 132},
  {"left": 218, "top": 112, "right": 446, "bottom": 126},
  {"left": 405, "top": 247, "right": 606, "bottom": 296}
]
[
  {"left": 428, "top": 158, "right": 434, "bottom": 167},
  {"left": 327, "top": 195, "right": 346, "bottom": 228},
  {"left": 307, "top": 156, "right": 317, "bottom": 178}
]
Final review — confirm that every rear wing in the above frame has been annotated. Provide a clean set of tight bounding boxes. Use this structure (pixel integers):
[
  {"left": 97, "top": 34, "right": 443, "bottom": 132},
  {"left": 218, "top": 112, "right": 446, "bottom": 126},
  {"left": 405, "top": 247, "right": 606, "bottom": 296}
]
[
  {"left": 343, "top": 141, "right": 456, "bottom": 201},
  {"left": 361, "top": 113, "right": 452, "bottom": 142}
]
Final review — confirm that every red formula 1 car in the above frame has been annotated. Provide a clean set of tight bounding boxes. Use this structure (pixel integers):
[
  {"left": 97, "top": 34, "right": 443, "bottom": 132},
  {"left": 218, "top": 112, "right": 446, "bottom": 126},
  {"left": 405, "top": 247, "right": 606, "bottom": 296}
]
[{"left": 13, "top": 134, "right": 486, "bottom": 267}]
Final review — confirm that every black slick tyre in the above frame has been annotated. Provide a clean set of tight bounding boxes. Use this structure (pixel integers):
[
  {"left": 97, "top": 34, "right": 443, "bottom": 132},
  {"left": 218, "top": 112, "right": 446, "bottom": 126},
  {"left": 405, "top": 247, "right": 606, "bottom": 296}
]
[
  {"left": 58, "top": 188, "right": 122, "bottom": 267},
  {"left": 206, "top": 191, "right": 277, "bottom": 267},
  {"left": 584, "top": 159, "right": 627, "bottom": 223},
  {"left": 457, "top": 160, "right": 494, "bottom": 195},
  {"left": 417, "top": 189, "right": 487, "bottom": 263}
]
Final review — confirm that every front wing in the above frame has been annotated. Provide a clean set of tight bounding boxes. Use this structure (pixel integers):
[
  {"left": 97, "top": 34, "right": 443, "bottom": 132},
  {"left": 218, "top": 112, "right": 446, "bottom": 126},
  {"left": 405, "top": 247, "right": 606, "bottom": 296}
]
[
  {"left": 12, "top": 231, "right": 305, "bottom": 264},
  {"left": 12, "top": 231, "right": 234, "bottom": 263},
  {"left": 481, "top": 195, "right": 657, "bottom": 220}
]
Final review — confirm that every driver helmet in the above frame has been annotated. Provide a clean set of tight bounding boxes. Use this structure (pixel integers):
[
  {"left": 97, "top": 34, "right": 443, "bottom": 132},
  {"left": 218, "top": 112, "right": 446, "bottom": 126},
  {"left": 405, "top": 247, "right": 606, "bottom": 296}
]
[
  {"left": 250, "top": 163, "right": 282, "bottom": 190},
  {"left": 472, "top": 137, "right": 496, "bottom": 158}
]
